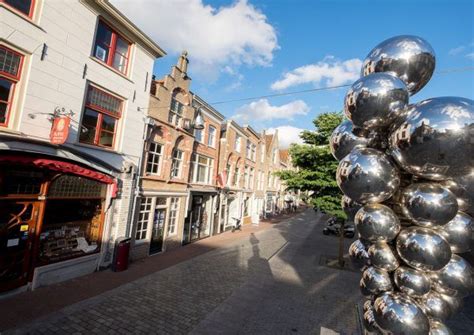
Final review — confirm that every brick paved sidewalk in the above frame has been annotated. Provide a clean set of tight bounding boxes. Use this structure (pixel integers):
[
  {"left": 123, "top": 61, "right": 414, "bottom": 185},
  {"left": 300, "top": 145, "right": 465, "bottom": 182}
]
[{"left": 0, "top": 207, "right": 306, "bottom": 332}]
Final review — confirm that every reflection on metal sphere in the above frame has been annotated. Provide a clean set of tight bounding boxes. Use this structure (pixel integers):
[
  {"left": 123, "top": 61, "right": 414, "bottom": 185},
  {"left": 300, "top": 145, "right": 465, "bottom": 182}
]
[
  {"left": 330, "top": 120, "right": 370, "bottom": 160},
  {"left": 437, "top": 212, "right": 472, "bottom": 254},
  {"left": 429, "top": 319, "right": 453, "bottom": 335},
  {"left": 400, "top": 183, "right": 458, "bottom": 227},
  {"left": 355, "top": 204, "right": 401, "bottom": 242},
  {"left": 389, "top": 97, "right": 474, "bottom": 180},
  {"left": 337, "top": 147, "right": 400, "bottom": 204},
  {"left": 349, "top": 239, "right": 370, "bottom": 271},
  {"left": 394, "top": 266, "right": 431, "bottom": 298},
  {"left": 362, "top": 35, "right": 435, "bottom": 95},
  {"left": 442, "top": 174, "right": 474, "bottom": 217},
  {"left": 344, "top": 73, "right": 409, "bottom": 130},
  {"left": 360, "top": 266, "right": 393, "bottom": 296},
  {"left": 417, "top": 291, "right": 451, "bottom": 320},
  {"left": 431, "top": 254, "right": 474, "bottom": 297},
  {"left": 341, "top": 195, "right": 362, "bottom": 222},
  {"left": 373, "top": 292, "right": 430, "bottom": 335},
  {"left": 368, "top": 241, "right": 399, "bottom": 272},
  {"left": 396, "top": 226, "right": 451, "bottom": 271}
]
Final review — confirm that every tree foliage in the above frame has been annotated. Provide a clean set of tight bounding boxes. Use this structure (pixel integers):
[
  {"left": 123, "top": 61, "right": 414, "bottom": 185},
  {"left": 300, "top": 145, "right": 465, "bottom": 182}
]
[{"left": 276, "top": 112, "right": 346, "bottom": 219}]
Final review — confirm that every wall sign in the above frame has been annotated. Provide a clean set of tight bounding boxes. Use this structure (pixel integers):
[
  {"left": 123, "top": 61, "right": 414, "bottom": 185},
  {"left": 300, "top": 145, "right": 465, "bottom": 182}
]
[{"left": 50, "top": 117, "right": 70, "bottom": 145}]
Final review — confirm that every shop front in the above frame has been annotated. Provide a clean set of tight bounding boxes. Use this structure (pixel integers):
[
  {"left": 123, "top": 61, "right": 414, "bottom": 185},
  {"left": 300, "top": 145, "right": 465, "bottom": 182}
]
[
  {"left": 0, "top": 154, "right": 115, "bottom": 293},
  {"left": 183, "top": 192, "right": 216, "bottom": 244}
]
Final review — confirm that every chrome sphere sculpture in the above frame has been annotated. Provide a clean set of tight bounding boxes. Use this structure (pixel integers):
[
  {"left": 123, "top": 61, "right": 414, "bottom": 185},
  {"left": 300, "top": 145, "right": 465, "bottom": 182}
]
[
  {"left": 336, "top": 147, "right": 400, "bottom": 204},
  {"left": 344, "top": 73, "right": 409, "bottom": 130},
  {"left": 361, "top": 35, "right": 435, "bottom": 95},
  {"left": 336, "top": 35, "right": 472, "bottom": 334}
]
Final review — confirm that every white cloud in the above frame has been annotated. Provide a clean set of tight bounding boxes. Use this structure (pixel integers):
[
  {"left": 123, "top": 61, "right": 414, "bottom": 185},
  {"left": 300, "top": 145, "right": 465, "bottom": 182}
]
[
  {"left": 466, "top": 52, "right": 474, "bottom": 60},
  {"left": 449, "top": 46, "right": 466, "bottom": 56},
  {"left": 111, "top": 0, "right": 278, "bottom": 80},
  {"left": 267, "top": 126, "right": 305, "bottom": 148},
  {"left": 233, "top": 99, "right": 309, "bottom": 122},
  {"left": 448, "top": 42, "right": 474, "bottom": 59},
  {"left": 270, "top": 56, "right": 362, "bottom": 91}
]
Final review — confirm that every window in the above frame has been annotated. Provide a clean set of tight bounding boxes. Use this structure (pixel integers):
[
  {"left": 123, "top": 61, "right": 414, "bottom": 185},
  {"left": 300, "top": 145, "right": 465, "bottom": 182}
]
[
  {"left": 190, "top": 154, "right": 214, "bottom": 184},
  {"left": 146, "top": 142, "right": 163, "bottom": 175},
  {"left": 93, "top": 20, "right": 130, "bottom": 74},
  {"left": 235, "top": 135, "right": 241, "bottom": 152},
  {"left": 251, "top": 144, "right": 256, "bottom": 161},
  {"left": 260, "top": 144, "right": 265, "bottom": 163},
  {"left": 170, "top": 149, "right": 183, "bottom": 178},
  {"left": 168, "top": 197, "right": 179, "bottom": 235},
  {"left": 250, "top": 167, "right": 255, "bottom": 189},
  {"left": 2, "top": 0, "right": 34, "bottom": 17},
  {"left": 243, "top": 197, "right": 249, "bottom": 216},
  {"left": 79, "top": 85, "right": 122, "bottom": 148},
  {"left": 244, "top": 166, "right": 249, "bottom": 189},
  {"left": 246, "top": 142, "right": 251, "bottom": 159},
  {"left": 195, "top": 128, "right": 204, "bottom": 143},
  {"left": 273, "top": 149, "right": 278, "bottom": 164},
  {"left": 169, "top": 96, "right": 184, "bottom": 126},
  {"left": 208, "top": 126, "right": 216, "bottom": 147},
  {"left": 226, "top": 163, "right": 231, "bottom": 186},
  {"left": 0, "top": 45, "right": 23, "bottom": 127},
  {"left": 136, "top": 198, "right": 152, "bottom": 240},
  {"left": 232, "top": 166, "right": 240, "bottom": 187}
]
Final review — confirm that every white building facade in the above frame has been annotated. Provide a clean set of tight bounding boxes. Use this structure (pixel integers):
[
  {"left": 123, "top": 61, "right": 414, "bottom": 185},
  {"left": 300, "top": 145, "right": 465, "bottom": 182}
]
[{"left": 0, "top": 0, "right": 164, "bottom": 293}]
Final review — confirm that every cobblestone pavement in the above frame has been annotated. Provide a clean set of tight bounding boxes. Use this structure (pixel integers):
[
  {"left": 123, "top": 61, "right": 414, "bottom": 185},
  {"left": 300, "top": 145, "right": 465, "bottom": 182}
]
[{"left": 8, "top": 209, "right": 473, "bottom": 334}]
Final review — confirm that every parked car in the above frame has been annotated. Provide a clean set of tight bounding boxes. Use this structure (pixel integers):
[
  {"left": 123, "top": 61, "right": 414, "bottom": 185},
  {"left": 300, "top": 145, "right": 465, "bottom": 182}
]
[{"left": 323, "top": 217, "right": 355, "bottom": 238}]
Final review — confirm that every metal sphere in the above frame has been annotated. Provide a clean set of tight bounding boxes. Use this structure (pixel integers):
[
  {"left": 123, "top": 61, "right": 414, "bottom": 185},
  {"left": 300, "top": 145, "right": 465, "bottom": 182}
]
[
  {"left": 368, "top": 241, "right": 399, "bottom": 272},
  {"left": 336, "top": 147, "right": 400, "bottom": 204},
  {"left": 431, "top": 254, "right": 474, "bottom": 297},
  {"left": 429, "top": 319, "right": 453, "bottom": 335},
  {"left": 443, "top": 174, "right": 474, "bottom": 217},
  {"left": 341, "top": 195, "right": 362, "bottom": 222},
  {"left": 417, "top": 291, "right": 452, "bottom": 320},
  {"left": 363, "top": 299, "right": 373, "bottom": 313},
  {"left": 355, "top": 204, "right": 401, "bottom": 242},
  {"left": 389, "top": 97, "right": 474, "bottom": 180},
  {"left": 360, "top": 266, "right": 393, "bottom": 296},
  {"left": 362, "top": 35, "right": 435, "bottom": 95},
  {"left": 394, "top": 266, "right": 431, "bottom": 298},
  {"left": 400, "top": 183, "right": 458, "bottom": 227},
  {"left": 373, "top": 292, "right": 430, "bottom": 335},
  {"left": 344, "top": 73, "right": 409, "bottom": 130},
  {"left": 363, "top": 306, "right": 380, "bottom": 333},
  {"left": 330, "top": 120, "right": 370, "bottom": 160},
  {"left": 437, "top": 212, "right": 473, "bottom": 254},
  {"left": 396, "top": 227, "right": 452, "bottom": 271},
  {"left": 438, "top": 293, "right": 463, "bottom": 315},
  {"left": 349, "top": 239, "right": 370, "bottom": 271}
]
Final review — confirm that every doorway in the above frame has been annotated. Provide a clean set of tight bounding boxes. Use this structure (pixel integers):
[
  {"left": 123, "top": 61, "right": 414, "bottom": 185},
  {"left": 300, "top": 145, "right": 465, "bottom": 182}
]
[
  {"left": 0, "top": 200, "right": 40, "bottom": 293},
  {"left": 149, "top": 208, "right": 166, "bottom": 255}
]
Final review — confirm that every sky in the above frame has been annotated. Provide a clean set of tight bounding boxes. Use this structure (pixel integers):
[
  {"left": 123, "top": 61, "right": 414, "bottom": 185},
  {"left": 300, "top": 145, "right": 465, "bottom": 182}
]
[{"left": 112, "top": 0, "right": 474, "bottom": 148}]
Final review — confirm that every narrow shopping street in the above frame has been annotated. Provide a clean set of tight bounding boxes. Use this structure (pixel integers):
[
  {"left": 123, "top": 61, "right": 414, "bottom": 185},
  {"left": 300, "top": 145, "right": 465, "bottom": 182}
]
[{"left": 2, "top": 209, "right": 361, "bottom": 334}]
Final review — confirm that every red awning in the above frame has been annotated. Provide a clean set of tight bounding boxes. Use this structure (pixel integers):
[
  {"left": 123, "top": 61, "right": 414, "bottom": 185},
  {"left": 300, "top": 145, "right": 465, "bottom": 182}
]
[{"left": 0, "top": 155, "right": 118, "bottom": 197}]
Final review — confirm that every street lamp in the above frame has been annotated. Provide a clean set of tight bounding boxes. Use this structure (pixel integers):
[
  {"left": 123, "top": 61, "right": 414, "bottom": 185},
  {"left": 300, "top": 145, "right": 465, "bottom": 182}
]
[{"left": 193, "top": 107, "right": 205, "bottom": 130}]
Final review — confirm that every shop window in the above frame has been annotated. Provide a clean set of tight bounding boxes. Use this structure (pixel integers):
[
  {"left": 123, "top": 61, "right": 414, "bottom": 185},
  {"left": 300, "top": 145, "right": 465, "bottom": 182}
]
[
  {"left": 146, "top": 142, "right": 163, "bottom": 175},
  {"left": 208, "top": 126, "right": 216, "bottom": 147},
  {"left": 170, "top": 149, "right": 183, "bottom": 179},
  {"left": 79, "top": 85, "right": 122, "bottom": 148},
  {"left": 93, "top": 20, "right": 130, "bottom": 74},
  {"left": 0, "top": 45, "right": 23, "bottom": 127},
  {"left": 168, "top": 197, "right": 179, "bottom": 235},
  {"left": 39, "top": 199, "right": 103, "bottom": 264},
  {"left": 136, "top": 197, "right": 152, "bottom": 241},
  {"left": 0, "top": 168, "right": 43, "bottom": 195},
  {"left": 1, "top": 0, "right": 34, "bottom": 17},
  {"left": 169, "top": 96, "right": 183, "bottom": 126}
]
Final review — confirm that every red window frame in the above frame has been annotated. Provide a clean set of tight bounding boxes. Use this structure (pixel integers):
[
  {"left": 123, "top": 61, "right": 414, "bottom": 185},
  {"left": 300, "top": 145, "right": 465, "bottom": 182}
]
[
  {"left": 0, "top": 45, "right": 24, "bottom": 127},
  {"left": 79, "top": 85, "right": 123, "bottom": 149},
  {"left": 93, "top": 19, "right": 131, "bottom": 75},
  {"left": 1, "top": 0, "right": 35, "bottom": 19}
]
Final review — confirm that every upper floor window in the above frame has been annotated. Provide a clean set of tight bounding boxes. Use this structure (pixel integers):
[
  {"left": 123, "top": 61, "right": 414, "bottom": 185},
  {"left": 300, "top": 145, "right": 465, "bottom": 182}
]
[
  {"left": 0, "top": 45, "right": 23, "bottom": 127},
  {"left": 79, "top": 85, "right": 122, "bottom": 148},
  {"left": 190, "top": 154, "right": 214, "bottom": 184},
  {"left": 232, "top": 166, "right": 240, "bottom": 187},
  {"left": 260, "top": 144, "right": 265, "bottom": 163},
  {"left": 272, "top": 149, "right": 278, "bottom": 164},
  {"left": 146, "top": 142, "right": 163, "bottom": 175},
  {"left": 169, "top": 96, "right": 184, "bottom": 126},
  {"left": 93, "top": 20, "right": 130, "bottom": 74},
  {"left": 235, "top": 135, "right": 242, "bottom": 152},
  {"left": 2, "top": 0, "right": 34, "bottom": 18},
  {"left": 170, "top": 149, "right": 183, "bottom": 179},
  {"left": 208, "top": 126, "right": 216, "bottom": 147},
  {"left": 246, "top": 143, "right": 256, "bottom": 161},
  {"left": 194, "top": 127, "right": 204, "bottom": 143}
]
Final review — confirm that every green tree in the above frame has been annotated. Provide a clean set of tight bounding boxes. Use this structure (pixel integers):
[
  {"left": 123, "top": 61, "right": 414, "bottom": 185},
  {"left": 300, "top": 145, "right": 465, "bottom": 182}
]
[{"left": 276, "top": 112, "right": 345, "bottom": 219}]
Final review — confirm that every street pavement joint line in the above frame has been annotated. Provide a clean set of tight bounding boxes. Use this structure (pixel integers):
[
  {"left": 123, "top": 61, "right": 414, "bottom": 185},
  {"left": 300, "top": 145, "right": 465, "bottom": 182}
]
[{"left": 267, "top": 240, "right": 289, "bottom": 261}]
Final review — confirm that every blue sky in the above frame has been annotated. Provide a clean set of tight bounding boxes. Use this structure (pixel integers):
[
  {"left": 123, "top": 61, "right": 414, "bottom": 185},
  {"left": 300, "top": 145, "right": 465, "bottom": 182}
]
[{"left": 113, "top": 0, "right": 474, "bottom": 147}]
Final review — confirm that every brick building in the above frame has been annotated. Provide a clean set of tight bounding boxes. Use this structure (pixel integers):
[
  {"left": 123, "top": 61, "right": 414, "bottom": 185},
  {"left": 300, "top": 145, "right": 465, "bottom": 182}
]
[{"left": 0, "top": 0, "right": 164, "bottom": 292}]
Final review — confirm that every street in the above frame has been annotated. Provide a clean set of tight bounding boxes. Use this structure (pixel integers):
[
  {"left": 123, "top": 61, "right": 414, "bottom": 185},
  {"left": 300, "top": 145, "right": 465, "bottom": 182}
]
[{"left": 4, "top": 209, "right": 361, "bottom": 334}]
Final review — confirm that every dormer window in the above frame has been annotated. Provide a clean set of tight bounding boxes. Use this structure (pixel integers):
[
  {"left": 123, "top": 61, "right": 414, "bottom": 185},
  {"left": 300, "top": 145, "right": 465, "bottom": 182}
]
[{"left": 93, "top": 20, "right": 131, "bottom": 74}]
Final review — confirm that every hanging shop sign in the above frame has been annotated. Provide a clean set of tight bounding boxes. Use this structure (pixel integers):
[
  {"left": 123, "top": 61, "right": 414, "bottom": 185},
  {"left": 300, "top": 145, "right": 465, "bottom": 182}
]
[{"left": 50, "top": 117, "right": 70, "bottom": 145}]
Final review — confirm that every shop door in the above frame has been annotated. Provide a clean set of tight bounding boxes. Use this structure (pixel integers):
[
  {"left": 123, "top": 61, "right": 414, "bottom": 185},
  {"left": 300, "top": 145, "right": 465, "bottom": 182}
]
[
  {"left": 0, "top": 200, "right": 40, "bottom": 292},
  {"left": 149, "top": 209, "right": 166, "bottom": 255},
  {"left": 190, "top": 197, "right": 203, "bottom": 241}
]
